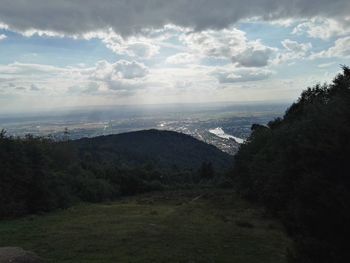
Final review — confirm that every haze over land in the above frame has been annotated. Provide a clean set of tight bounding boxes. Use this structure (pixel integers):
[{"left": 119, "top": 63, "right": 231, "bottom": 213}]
[{"left": 0, "top": 102, "right": 287, "bottom": 154}]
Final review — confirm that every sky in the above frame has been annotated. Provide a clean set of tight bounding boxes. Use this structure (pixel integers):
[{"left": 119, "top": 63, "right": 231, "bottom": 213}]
[{"left": 0, "top": 0, "right": 350, "bottom": 113}]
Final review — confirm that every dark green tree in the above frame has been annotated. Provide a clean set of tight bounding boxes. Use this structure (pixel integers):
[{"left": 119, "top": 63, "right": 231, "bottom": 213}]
[
  {"left": 233, "top": 66, "right": 350, "bottom": 263},
  {"left": 199, "top": 161, "right": 214, "bottom": 179}
]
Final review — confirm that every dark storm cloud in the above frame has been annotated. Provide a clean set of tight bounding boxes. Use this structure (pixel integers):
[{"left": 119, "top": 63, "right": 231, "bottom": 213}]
[{"left": 0, "top": 0, "right": 349, "bottom": 35}]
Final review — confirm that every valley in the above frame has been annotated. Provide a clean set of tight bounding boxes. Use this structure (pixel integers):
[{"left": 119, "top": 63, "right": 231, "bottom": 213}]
[{"left": 0, "top": 102, "right": 287, "bottom": 155}]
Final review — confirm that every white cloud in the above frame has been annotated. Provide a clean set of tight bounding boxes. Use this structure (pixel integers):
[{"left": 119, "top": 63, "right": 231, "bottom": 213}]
[
  {"left": 0, "top": 62, "right": 67, "bottom": 77},
  {"left": 181, "top": 29, "right": 246, "bottom": 59},
  {"left": 213, "top": 67, "right": 273, "bottom": 83},
  {"left": 166, "top": 53, "right": 198, "bottom": 65},
  {"left": 84, "top": 26, "right": 277, "bottom": 68},
  {"left": 0, "top": 34, "right": 6, "bottom": 41},
  {"left": 21, "top": 29, "right": 64, "bottom": 38},
  {"left": 268, "top": 18, "right": 299, "bottom": 27},
  {"left": 0, "top": 60, "right": 150, "bottom": 97},
  {"left": 318, "top": 62, "right": 336, "bottom": 68},
  {"left": 282, "top": 39, "right": 312, "bottom": 53},
  {"left": 82, "top": 30, "right": 161, "bottom": 58},
  {"left": 91, "top": 60, "right": 148, "bottom": 81},
  {"left": 100, "top": 32, "right": 160, "bottom": 58},
  {"left": 80, "top": 60, "right": 150, "bottom": 92},
  {"left": 292, "top": 17, "right": 350, "bottom": 40},
  {"left": 312, "top": 36, "right": 350, "bottom": 58},
  {"left": 181, "top": 28, "right": 275, "bottom": 67},
  {"left": 274, "top": 39, "right": 312, "bottom": 64},
  {"left": 67, "top": 82, "right": 100, "bottom": 95}
]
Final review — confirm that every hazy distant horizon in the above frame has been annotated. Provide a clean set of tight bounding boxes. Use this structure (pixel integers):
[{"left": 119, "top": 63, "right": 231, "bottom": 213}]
[
  {"left": 0, "top": 98, "right": 287, "bottom": 154},
  {"left": 0, "top": 99, "right": 291, "bottom": 118}
]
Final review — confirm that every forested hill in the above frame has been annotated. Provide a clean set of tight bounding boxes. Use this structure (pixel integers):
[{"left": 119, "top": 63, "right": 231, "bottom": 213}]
[
  {"left": 232, "top": 67, "right": 350, "bottom": 263},
  {"left": 73, "top": 129, "right": 232, "bottom": 173},
  {"left": 0, "top": 129, "right": 232, "bottom": 219}
]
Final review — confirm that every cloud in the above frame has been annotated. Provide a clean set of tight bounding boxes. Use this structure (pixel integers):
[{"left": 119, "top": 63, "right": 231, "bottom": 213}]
[
  {"left": 67, "top": 82, "right": 99, "bottom": 94},
  {"left": 0, "top": 60, "right": 149, "bottom": 86},
  {"left": 181, "top": 28, "right": 275, "bottom": 67},
  {"left": 181, "top": 29, "right": 246, "bottom": 59},
  {"left": 0, "top": 60, "right": 150, "bottom": 97},
  {"left": 91, "top": 60, "right": 149, "bottom": 81},
  {"left": 30, "top": 84, "right": 40, "bottom": 91},
  {"left": 312, "top": 36, "right": 350, "bottom": 58},
  {"left": 0, "top": 62, "right": 66, "bottom": 76},
  {"left": 0, "top": 0, "right": 349, "bottom": 36},
  {"left": 0, "top": 34, "right": 6, "bottom": 41},
  {"left": 15, "top": 86, "right": 26, "bottom": 91},
  {"left": 213, "top": 67, "right": 273, "bottom": 83},
  {"left": 166, "top": 53, "right": 198, "bottom": 65},
  {"left": 86, "top": 31, "right": 160, "bottom": 58},
  {"left": 231, "top": 46, "right": 274, "bottom": 67},
  {"left": 111, "top": 60, "right": 149, "bottom": 79},
  {"left": 292, "top": 17, "right": 350, "bottom": 40},
  {"left": 85, "top": 60, "right": 149, "bottom": 93},
  {"left": 282, "top": 39, "right": 312, "bottom": 54},
  {"left": 274, "top": 39, "right": 312, "bottom": 63},
  {"left": 318, "top": 62, "right": 336, "bottom": 68}
]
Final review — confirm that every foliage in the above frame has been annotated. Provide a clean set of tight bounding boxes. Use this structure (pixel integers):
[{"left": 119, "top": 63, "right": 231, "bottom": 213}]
[
  {"left": 232, "top": 66, "right": 350, "bottom": 263},
  {"left": 198, "top": 161, "right": 215, "bottom": 179},
  {"left": 0, "top": 130, "right": 231, "bottom": 218}
]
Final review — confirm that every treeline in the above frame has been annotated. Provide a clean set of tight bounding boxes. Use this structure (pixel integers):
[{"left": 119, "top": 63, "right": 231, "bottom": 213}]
[
  {"left": 232, "top": 67, "right": 350, "bottom": 263},
  {"left": 0, "top": 130, "right": 231, "bottom": 219}
]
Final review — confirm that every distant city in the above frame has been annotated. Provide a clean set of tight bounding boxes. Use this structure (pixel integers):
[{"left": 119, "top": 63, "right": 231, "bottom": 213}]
[{"left": 0, "top": 102, "right": 288, "bottom": 155}]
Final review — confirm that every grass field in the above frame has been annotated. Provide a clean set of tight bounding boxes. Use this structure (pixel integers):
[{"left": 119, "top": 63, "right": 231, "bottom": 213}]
[{"left": 0, "top": 190, "right": 292, "bottom": 262}]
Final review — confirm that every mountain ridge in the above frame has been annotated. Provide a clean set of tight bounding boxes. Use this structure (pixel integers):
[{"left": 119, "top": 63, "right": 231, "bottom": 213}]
[{"left": 72, "top": 129, "right": 233, "bottom": 173}]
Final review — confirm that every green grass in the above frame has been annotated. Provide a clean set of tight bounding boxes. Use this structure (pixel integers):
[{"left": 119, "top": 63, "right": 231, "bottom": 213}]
[{"left": 0, "top": 190, "right": 292, "bottom": 262}]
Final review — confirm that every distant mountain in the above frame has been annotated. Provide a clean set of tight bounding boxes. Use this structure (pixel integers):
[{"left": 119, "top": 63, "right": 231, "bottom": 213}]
[{"left": 73, "top": 129, "right": 232, "bottom": 173}]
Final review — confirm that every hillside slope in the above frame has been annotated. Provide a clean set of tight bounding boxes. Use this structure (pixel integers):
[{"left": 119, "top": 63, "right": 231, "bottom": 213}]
[{"left": 73, "top": 129, "right": 233, "bottom": 173}]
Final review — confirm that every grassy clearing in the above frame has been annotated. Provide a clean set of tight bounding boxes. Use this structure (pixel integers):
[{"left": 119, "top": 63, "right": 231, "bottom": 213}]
[{"left": 0, "top": 190, "right": 292, "bottom": 262}]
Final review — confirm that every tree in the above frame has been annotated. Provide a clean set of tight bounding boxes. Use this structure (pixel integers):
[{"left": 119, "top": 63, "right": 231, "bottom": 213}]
[
  {"left": 0, "top": 129, "right": 6, "bottom": 139},
  {"left": 232, "top": 66, "right": 350, "bottom": 263},
  {"left": 199, "top": 161, "right": 214, "bottom": 179},
  {"left": 63, "top": 127, "right": 70, "bottom": 141}
]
